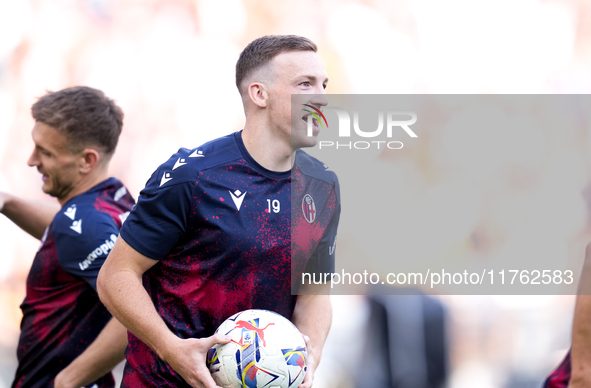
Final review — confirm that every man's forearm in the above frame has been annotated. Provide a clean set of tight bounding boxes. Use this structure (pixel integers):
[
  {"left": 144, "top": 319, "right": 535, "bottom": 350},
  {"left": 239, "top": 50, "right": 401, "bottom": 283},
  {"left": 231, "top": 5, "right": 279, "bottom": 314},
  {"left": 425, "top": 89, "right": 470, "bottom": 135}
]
[
  {"left": 292, "top": 291, "right": 332, "bottom": 370},
  {"left": 571, "top": 295, "right": 591, "bottom": 385},
  {"left": 292, "top": 291, "right": 332, "bottom": 388},
  {"left": 97, "top": 240, "right": 180, "bottom": 361},
  {"left": 570, "top": 243, "right": 591, "bottom": 387},
  {"left": 97, "top": 238, "right": 232, "bottom": 387},
  {"left": 0, "top": 193, "right": 59, "bottom": 239},
  {"left": 55, "top": 318, "right": 127, "bottom": 388},
  {"left": 97, "top": 269, "right": 178, "bottom": 360}
]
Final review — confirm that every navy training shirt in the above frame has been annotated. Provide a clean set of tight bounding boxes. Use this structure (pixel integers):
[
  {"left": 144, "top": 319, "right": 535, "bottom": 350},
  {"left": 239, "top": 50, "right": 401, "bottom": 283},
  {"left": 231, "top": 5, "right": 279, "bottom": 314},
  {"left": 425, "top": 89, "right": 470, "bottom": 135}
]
[
  {"left": 13, "top": 178, "right": 134, "bottom": 388},
  {"left": 119, "top": 131, "right": 340, "bottom": 387}
]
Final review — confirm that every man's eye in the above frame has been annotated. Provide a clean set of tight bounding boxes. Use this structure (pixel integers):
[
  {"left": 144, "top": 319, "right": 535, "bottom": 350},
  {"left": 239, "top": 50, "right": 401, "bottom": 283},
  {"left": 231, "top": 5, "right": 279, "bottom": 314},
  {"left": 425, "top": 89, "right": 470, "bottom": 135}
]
[{"left": 301, "top": 82, "right": 310, "bottom": 87}]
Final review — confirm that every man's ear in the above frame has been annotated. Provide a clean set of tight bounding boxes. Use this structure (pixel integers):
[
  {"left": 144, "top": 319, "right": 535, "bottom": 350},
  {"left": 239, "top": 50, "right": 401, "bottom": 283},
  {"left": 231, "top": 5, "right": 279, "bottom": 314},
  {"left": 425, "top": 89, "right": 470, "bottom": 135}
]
[
  {"left": 79, "top": 148, "right": 100, "bottom": 174},
  {"left": 248, "top": 82, "right": 269, "bottom": 108}
]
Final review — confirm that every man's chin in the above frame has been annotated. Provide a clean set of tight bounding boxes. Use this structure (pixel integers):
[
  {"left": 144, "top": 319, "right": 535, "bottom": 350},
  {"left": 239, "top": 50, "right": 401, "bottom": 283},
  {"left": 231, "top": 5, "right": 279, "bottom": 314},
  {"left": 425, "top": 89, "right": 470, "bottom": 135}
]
[
  {"left": 292, "top": 131, "right": 319, "bottom": 150},
  {"left": 292, "top": 137, "right": 318, "bottom": 150},
  {"left": 41, "top": 183, "right": 59, "bottom": 198}
]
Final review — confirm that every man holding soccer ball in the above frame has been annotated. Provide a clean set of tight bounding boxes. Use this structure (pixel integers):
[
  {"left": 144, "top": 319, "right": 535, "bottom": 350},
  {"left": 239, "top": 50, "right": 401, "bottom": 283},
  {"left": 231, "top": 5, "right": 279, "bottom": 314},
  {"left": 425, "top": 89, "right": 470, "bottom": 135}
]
[{"left": 97, "top": 35, "right": 340, "bottom": 388}]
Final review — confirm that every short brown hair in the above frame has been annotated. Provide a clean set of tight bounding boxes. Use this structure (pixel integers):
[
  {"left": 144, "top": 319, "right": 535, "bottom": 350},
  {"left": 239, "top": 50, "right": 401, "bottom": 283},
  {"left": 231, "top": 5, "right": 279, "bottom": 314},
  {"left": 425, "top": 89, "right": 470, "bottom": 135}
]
[
  {"left": 31, "top": 86, "right": 124, "bottom": 156},
  {"left": 236, "top": 35, "right": 317, "bottom": 92}
]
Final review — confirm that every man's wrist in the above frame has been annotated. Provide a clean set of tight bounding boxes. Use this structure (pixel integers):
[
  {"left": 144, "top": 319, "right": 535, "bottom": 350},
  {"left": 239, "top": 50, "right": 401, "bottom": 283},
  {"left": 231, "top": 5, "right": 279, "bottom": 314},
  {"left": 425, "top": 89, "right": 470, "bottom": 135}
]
[
  {"left": 304, "top": 343, "right": 320, "bottom": 373},
  {"left": 55, "top": 366, "right": 81, "bottom": 388},
  {"left": 154, "top": 332, "right": 183, "bottom": 362}
]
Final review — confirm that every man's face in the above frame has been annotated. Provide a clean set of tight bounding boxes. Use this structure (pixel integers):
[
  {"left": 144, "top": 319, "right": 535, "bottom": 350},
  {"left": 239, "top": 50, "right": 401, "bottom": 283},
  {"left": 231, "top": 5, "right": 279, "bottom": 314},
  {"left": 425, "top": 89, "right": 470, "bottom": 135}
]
[
  {"left": 27, "top": 121, "right": 81, "bottom": 201},
  {"left": 264, "top": 50, "right": 329, "bottom": 149}
]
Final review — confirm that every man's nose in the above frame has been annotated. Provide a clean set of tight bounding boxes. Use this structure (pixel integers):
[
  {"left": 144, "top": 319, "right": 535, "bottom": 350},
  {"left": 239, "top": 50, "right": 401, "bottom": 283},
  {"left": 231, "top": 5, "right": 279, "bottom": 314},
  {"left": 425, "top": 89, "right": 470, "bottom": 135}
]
[
  {"left": 310, "top": 92, "right": 328, "bottom": 107},
  {"left": 27, "top": 149, "right": 39, "bottom": 167}
]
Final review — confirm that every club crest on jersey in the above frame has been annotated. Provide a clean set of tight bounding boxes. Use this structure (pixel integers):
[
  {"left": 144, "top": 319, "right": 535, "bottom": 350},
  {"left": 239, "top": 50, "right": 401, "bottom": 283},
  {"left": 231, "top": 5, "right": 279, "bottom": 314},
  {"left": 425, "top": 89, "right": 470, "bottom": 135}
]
[{"left": 302, "top": 194, "right": 316, "bottom": 223}]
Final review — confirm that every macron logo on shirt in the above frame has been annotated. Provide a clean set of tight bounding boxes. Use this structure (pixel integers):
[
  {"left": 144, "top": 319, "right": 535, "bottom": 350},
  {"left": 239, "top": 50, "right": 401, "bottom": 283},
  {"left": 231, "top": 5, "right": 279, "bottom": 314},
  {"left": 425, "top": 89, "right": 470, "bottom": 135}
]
[
  {"left": 64, "top": 205, "right": 77, "bottom": 220},
  {"left": 229, "top": 189, "right": 247, "bottom": 211},
  {"left": 70, "top": 219, "right": 82, "bottom": 234},
  {"left": 173, "top": 158, "right": 187, "bottom": 170},
  {"left": 160, "top": 172, "right": 172, "bottom": 187},
  {"left": 160, "top": 151, "right": 204, "bottom": 187}
]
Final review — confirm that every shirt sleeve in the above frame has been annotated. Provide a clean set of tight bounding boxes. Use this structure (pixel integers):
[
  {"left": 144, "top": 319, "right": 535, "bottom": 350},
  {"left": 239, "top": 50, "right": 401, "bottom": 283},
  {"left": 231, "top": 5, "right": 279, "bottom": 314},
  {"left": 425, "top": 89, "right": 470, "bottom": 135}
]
[
  {"left": 119, "top": 152, "right": 196, "bottom": 260},
  {"left": 304, "top": 186, "right": 341, "bottom": 275},
  {"left": 54, "top": 211, "right": 120, "bottom": 291}
]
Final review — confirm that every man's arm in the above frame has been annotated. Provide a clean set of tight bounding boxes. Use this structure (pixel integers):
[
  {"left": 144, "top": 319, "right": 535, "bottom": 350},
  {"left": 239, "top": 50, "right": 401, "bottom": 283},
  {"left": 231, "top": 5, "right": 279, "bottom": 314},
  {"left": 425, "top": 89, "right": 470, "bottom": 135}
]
[
  {"left": 54, "top": 317, "right": 127, "bottom": 388},
  {"left": 0, "top": 192, "right": 59, "bottom": 239},
  {"left": 570, "top": 296, "right": 591, "bottom": 387},
  {"left": 97, "top": 236, "right": 230, "bottom": 388},
  {"left": 568, "top": 243, "right": 591, "bottom": 387},
  {"left": 292, "top": 283, "right": 332, "bottom": 388}
]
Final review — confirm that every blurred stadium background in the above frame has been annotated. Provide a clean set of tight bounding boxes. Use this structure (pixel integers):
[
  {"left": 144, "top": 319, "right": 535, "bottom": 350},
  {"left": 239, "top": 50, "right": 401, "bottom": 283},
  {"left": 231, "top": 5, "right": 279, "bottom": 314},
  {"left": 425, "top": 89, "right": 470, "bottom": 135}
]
[{"left": 1, "top": 0, "right": 591, "bottom": 387}]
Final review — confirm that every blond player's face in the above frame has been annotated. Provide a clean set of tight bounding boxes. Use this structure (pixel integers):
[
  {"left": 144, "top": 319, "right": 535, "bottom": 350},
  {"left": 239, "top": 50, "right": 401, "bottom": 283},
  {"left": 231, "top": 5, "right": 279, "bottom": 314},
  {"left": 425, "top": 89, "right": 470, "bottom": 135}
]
[
  {"left": 265, "top": 51, "right": 329, "bottom": 150},
  {"left": 27, "top": 121, "right": 81, "bottom": 201}
]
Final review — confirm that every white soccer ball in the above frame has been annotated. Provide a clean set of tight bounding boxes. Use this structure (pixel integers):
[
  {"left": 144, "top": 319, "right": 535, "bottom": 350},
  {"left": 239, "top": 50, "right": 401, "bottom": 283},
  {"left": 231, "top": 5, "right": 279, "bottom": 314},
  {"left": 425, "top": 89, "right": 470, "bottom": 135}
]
[{"left": 206, "top": 309, "right": 307, "bottom": 388}]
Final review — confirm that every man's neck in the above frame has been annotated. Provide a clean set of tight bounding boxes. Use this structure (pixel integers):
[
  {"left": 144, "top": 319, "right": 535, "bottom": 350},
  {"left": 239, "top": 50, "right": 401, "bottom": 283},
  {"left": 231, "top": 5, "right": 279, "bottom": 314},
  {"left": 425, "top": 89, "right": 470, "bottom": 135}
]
[
  {"left": 242, "top": 122, "right": 293, "bottom": 172},
  {"left": 58, "top": 168, "right": 110, "bottom": 206}
]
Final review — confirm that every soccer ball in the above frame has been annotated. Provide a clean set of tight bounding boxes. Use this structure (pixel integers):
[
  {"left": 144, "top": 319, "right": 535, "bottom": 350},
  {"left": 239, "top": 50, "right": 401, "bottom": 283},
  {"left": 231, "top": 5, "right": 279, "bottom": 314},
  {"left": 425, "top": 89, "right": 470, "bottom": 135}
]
[{"left": 206, "top": 309, "right": 307, "bottom": 388}]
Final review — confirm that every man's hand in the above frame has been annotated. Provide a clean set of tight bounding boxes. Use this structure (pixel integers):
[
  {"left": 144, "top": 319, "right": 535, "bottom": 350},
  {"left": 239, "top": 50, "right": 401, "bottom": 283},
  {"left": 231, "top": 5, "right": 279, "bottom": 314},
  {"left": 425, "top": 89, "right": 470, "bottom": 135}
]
[
  {"left": 161, "top": 334, "right": 231, "bottom": 388},
  {"left": 292, "top": 284, "right": 332, "bottom": 388},
  {"left": 299, "top": 334, "right": 316, "bottom": 388},
  {"left": 52, "top": 317, "right": 127, "bottom": 388}
]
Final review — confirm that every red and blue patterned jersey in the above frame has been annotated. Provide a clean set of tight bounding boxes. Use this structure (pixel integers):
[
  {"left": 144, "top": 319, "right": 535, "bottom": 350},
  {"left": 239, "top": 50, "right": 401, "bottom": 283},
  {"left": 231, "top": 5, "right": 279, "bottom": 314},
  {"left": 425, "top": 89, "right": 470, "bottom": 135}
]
[
  {"left": 291, "top": 148, "right": 341, "bottom": 294},
  {"left": 544, "top": 350, "right": 571, "bottom": 388},
  {"left": 119, "top": 131, "right": 340, "bottom": 387},
  {"left": 13, "top": 178, "right": 134, "bottom": 388}
]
